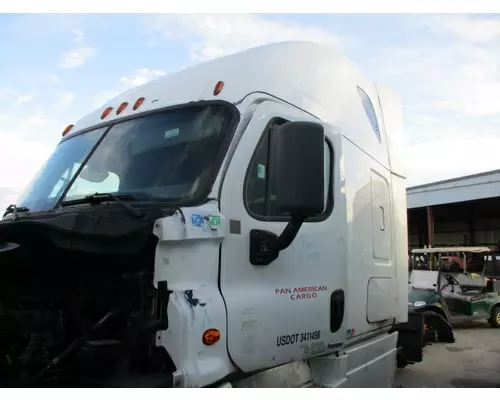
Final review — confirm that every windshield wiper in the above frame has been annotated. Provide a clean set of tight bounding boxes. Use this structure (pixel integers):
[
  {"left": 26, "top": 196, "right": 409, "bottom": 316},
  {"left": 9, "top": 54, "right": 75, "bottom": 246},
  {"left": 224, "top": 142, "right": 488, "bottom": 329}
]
[
  {"left": 3, "top": 204, "right": 30, "bottom": 220},
  {"left": 60, "top": 193, "right": 146, "bottom": 220}
]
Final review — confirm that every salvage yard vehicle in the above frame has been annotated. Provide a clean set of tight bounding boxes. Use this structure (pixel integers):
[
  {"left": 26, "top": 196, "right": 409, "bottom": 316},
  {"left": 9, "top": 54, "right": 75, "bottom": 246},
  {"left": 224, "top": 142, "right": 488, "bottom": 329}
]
[
  {"left": 440, "top": 251, "right": 470, "bottom": 272},
  {"left": 409, "top": 247, "right": 500, "bottom": 343},
  {"left": 0, "top": 41, "right": 423, "bottom": 388}
]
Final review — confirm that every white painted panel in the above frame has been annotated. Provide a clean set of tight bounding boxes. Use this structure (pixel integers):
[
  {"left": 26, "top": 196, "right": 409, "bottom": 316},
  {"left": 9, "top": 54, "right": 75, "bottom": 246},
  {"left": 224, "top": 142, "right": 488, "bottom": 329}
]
[
  {"left": 370, "top": 170, "right": 392, "bottom": 261},
  {"left": 366, "top": 277, "right": 397, "bottom": 323},
  {"left": 220, "top": 101, "right": 348, "bottom": 372}
]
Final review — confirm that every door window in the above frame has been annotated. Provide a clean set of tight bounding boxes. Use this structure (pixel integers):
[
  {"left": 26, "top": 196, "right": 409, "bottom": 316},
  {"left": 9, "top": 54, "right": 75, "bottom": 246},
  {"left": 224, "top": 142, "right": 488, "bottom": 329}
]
[
  {"left": 244, "top": 118, "right": 333, "bottom": 221},
  {"left": 357, "top": 86, "right": 381, "bottom": 143}
]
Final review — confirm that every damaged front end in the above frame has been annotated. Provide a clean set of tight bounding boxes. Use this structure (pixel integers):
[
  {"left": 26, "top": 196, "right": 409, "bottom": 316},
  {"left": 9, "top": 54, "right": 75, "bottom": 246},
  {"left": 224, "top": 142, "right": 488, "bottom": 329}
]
[
  {"left": 0, "top": 206, "right": 176, "bottom": 388},
  {"left": 0, "top": 101, "right": 241, "bottom": 387}
]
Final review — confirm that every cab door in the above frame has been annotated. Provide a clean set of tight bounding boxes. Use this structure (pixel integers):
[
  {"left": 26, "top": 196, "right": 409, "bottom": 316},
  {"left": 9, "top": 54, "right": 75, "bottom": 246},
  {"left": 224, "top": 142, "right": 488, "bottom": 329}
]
[{"left": 219, "top": 100, "right": 348, "bottom": 372}]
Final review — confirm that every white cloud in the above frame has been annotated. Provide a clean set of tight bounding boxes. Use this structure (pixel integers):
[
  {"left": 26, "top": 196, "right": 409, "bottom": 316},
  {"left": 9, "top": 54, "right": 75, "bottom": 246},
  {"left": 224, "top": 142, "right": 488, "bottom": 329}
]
[
  {"left": 92, "top": 89, "right": 122, "bottom": 109},
  {"left": 59, "top": 30, "right": 96, "bottom": 69},
  {"left": 368, "top": 14, "right": 500, "bottom": 185},
  {"left": 405, "top": 133, "right": 500, "bottom": 187},
  {"left": 26, "top": 115, "right": 50, "bottom": 126},
  {"left": 59, "top": 46, "right": 96, "bottom": 69},
  {"left": 72, "top": 29, "right": 84, "bottom": 43},
  {"left": 0, "top": 112, "right": 62, "bottom": 210},
  {"left": 119, "top": 68, "right": 166, "bottom": 87},
  {"left": 0, "top": 136, "right": 55, "bottom": 190},
  {"left": 6, "top": 14, "right": 94, "bottom": 39},
  {"left": 381, "top": 15, "right": 500, "bottom": 119},
  {"left": 0, "top": 88, "right": 15, "bottom": 100},
  {"left": 146, "top": 13, "right": 349, "bottom": 62},
  {"left": 43, "top": 73, "right": 61, "bottom": 84},
  {"left": 54, "top": 91, "right": 75, "bottom": 111},
  {"left": 14, "top": 93, "right": 37, "bottom": 105},
  {"left": 411, "top": 43, "right": 500, "bottom": 117},
  {"left": 0, "top": 80, "right": 78, "bottom": 209},
  {"left": 0, "top": 109, "right": 61, "bottom": 145},
  {"left": 423, "top": 14, "right": 500, "bottom": 44},
  {"left": 0, "top": 187, "right": 24, "bottom": 209}
]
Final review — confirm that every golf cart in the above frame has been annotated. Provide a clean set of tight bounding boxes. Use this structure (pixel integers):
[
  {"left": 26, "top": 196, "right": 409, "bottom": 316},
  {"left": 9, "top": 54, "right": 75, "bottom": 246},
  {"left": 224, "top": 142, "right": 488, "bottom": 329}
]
[{"left": 409, "top": 246, "right": 500, "bottom": 342}]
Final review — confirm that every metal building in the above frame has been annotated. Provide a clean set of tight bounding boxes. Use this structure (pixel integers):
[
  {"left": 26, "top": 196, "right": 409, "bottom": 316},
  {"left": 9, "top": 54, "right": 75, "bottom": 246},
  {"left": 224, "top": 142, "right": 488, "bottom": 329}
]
[{"left": 407, "top": 169, "right": 500, "bottom": 250}]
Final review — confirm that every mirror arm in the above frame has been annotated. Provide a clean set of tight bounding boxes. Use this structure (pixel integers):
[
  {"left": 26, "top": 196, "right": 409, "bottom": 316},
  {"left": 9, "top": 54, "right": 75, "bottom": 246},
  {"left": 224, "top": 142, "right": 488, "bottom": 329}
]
[
  {"left": 275, "top": 214, "right": 306, "bottom": 251},
  {"left": 249, "top": 214, "right": 306, "bottom": 266}
]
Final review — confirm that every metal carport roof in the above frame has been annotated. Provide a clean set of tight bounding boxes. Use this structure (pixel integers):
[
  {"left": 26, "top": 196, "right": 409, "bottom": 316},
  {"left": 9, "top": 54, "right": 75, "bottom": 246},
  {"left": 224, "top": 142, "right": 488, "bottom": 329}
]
[{"left": 407, "top": 169, "right": 500, "bottom": 209}]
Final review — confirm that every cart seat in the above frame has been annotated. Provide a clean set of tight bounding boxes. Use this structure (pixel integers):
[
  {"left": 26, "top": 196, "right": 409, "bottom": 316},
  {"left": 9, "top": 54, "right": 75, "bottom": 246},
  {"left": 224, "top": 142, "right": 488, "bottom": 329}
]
[
  {"left": 442, "top": 291, "right": 481, "bottom": 302},
  {"left": 456, "top": 274, "right": 487, "bottom": 288}
]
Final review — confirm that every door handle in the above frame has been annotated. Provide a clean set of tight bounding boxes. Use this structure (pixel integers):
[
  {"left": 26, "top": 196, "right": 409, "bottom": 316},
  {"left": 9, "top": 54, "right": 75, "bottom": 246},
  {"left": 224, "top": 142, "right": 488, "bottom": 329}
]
[
  {"left": 380, "top": 206, "right": 385, "bottom": 231},
  {"left": 330, "top": 290, "right": 345, "bottom": 333}
]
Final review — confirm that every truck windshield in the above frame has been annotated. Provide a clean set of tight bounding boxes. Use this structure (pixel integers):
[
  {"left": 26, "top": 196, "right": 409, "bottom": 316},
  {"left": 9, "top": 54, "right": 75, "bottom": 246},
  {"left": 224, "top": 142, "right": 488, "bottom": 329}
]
[{"left": 15, "top": 104, "right": 236, "bottom": 213}]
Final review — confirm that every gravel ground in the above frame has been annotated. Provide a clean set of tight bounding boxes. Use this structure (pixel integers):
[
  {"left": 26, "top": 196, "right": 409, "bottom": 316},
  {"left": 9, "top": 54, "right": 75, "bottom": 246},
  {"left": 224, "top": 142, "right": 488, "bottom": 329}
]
[{"left": 394, "top": 321, "right": 500, "bottom": 388}]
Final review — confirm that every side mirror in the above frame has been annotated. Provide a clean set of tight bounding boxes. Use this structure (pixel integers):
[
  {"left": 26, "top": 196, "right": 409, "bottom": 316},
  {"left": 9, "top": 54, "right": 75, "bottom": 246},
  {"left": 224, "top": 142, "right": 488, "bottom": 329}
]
[
  {"left": 249, "top": 121, "right": 327, "bottom": 266},
  {"left": 79, "top": 166, "right": 110, "bottom": 183},
  {"left": 272, "top": 121, "right": 326, "bottom": 218}
]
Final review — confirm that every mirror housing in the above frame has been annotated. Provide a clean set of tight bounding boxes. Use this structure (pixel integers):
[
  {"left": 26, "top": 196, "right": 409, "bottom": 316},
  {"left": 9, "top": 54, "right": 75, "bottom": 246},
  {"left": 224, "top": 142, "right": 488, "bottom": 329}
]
[
  {"left": 79, "top": 166, "right": 110, "bottom": 183},
  {"left": 273, "top": 121, "right": 325, "bottom": 218},
  {"left": 249, "top": 120, "right": 327, "bottom": 266}
]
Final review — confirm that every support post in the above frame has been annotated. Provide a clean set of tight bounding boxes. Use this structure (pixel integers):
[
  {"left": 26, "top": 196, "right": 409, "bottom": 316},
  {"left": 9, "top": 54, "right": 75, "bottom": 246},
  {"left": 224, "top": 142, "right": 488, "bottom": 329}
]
[
  {"left": 426, "top": 206, "right": 434, "bottom": 248},
  {"left": 467, "top": 203, "right": 476, "bottom": 246}
]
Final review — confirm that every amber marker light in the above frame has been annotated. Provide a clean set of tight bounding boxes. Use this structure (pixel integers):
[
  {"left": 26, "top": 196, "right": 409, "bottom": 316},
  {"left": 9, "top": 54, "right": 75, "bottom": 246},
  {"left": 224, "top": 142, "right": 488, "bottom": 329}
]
[
  {"left": 116, "top": 102, "right": 129, "bottom": 115},
  {"left": 202, "top": 329, "right": 221, "bottom": 346},
  {"left": 101, "top": 107, "right": 113, "bottom": 119},
  {"left": 213, "top": 81, "right": 224, "bottom": 96},
  {"left": 133, "top": 97, "right": 145, "bottom": 110},
  {"left": 62, "top": 124, "right": 74, "bottom": 137}
]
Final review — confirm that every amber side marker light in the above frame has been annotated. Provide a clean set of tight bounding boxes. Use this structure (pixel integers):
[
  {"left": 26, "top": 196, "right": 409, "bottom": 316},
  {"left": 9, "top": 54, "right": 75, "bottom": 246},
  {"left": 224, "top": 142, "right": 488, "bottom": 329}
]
[
  {"left": 213, "top": 81, "right": 224, "bottom": 96},
  {"left": 202, "top": 329, "right": 221, "bottom": 346},
  {"left": 116, "top": 102, "right": 129, "bottom": 115},
  {"left": 62, "top": 124, "right": 74, "bottom": 137},
  {"left": 133, "top": 97, "right": 145, "bottom": 111},
  {"left": 101, "top": 107, "right": 113, "bottom": 119}
]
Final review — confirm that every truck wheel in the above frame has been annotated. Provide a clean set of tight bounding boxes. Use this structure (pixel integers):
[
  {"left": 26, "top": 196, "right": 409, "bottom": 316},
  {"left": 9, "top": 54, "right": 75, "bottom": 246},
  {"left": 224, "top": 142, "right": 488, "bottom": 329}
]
[
  {"left": 488, "top": 306, "right": 500, "bottom": 328},
  {"left": 396, "top": 351, "right": 408, "bottom": 369},
  {"left": 397, "top": 359, "right": 408, "bottom": 369}
]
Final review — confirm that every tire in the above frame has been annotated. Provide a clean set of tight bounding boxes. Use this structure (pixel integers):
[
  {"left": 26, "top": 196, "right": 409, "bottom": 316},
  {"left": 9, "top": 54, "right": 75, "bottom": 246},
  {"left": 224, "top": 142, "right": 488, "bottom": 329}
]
[
  {"left": 396, "top": 358, "right": 408, "bottom": 369},
  {"left": 488, "top": 306, "right": 500, "bottom": 328},
  {"left": 425, "top": 325, "right": 439, "bottom": 343},
  {"left": 396, "top": 349, "right": 409, "bottom": 369}
]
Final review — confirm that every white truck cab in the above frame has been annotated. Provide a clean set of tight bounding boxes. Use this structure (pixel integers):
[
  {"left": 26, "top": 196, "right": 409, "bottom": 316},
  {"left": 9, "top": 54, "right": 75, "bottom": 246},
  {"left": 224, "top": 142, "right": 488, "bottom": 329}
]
[{"left": 0, "top": 41, "right": 415, "bottom": 388}]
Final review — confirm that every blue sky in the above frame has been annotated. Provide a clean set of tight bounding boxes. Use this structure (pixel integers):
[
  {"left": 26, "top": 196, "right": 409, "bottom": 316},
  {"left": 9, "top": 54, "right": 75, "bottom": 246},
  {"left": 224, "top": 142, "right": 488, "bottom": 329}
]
[{"left": 1, "top": 13, "right": 500, "bottom": 207}]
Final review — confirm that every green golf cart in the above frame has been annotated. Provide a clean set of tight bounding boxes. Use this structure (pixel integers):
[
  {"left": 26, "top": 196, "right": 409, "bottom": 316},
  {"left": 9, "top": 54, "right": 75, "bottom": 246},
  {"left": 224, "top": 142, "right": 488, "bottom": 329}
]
[{"left": 409, "top": 246, "right": 500, "bottom": 342}]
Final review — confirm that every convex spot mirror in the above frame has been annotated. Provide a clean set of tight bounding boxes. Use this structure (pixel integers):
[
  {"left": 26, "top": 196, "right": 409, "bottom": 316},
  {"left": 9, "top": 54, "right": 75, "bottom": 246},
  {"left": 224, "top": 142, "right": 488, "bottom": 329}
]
[{"left": 272, "top": 121, "right": 326, "bottom": 218}]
